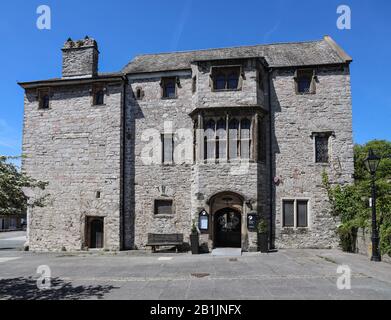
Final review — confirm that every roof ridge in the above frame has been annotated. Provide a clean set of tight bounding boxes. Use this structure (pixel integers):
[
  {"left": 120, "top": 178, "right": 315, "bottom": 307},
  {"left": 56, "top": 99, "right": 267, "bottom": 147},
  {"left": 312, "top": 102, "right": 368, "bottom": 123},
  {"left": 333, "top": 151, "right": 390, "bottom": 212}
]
[{"left": 130, "top": 38, "right": 324, "bottom": 59}]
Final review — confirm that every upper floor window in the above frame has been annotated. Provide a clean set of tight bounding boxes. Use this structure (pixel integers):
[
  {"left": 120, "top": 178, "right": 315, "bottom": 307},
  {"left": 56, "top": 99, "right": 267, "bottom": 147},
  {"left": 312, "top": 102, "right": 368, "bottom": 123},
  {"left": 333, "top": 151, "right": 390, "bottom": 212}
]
[
  {"left": 240, "top": 119, "right": 252, "bottom": 159},
  {"left": 212, "top": 67, "right": 241, "bottom": 91},
  {"left": 295, "top": 69, "right": 316, "bottom": 94},
  {"left": 313, "top": 133, "right": 331, "bottom": 163},
  {"left": 38, "top": 89, "right": 50, "bottom": 109},
  {"left": 162, "top": 133, "right": 174, "bottom": 164},
  {"left": 192, "top": 76, "right": 197, "bottom": 94},
  {"left": 202, "top": 117, "right": 253, "bottom": 162},
  {"left": 161, "top": 77, "right": 177, "bottom": 99},
  {"left": 204, "top": 120, "right": 216, "bottom": 160},
  {"left": 94, "top": 89, "right": 105, "bottom": 105},
  {"left": 135, "top": 87, "right": 144, "bottom": 100}
]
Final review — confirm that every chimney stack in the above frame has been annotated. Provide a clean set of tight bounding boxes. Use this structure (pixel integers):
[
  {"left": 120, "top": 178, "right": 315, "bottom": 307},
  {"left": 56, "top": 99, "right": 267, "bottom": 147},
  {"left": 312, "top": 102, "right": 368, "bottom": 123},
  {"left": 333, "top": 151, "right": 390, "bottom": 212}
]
[{"left": 62, "top": 36, "right": 99, "bottom": 78}]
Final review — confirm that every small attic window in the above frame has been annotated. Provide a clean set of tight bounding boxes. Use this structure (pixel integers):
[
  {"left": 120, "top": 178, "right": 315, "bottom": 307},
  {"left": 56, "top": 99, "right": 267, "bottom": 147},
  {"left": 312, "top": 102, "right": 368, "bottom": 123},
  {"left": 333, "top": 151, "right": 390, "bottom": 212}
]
[
  {"left": 38, "top": 90, "right": 50, "bottom": 109},
  {"left": 295, "top": 69, "right": 316, "bottom": 95},
  {"left": 94, "top": 89, "right": 105, "bottom": 105}
]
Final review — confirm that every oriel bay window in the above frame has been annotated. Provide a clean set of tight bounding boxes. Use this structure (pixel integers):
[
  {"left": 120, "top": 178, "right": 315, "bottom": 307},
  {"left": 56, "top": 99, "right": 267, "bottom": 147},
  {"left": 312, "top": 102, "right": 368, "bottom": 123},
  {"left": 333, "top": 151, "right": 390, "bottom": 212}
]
[
  {"left": 212, "top": 66, "right": 242, "bottom": 91},
  {"left": 194, "top": 111, "right": 262, "bottom": 162}
]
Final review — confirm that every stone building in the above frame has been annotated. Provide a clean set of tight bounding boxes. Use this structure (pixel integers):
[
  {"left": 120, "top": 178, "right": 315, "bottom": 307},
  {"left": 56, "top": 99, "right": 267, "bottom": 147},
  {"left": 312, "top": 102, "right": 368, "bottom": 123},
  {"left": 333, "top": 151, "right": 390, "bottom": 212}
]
[{"left": 19, "top": 36, "right": 354, "bottom": 252}]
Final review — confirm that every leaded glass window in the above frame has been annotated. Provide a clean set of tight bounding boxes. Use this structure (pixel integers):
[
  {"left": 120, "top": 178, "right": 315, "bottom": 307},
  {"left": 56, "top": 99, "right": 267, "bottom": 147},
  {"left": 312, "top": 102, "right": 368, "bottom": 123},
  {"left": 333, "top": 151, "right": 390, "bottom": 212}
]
[{"left": 315, "top": 135, "right": 329, "bottom": 163}]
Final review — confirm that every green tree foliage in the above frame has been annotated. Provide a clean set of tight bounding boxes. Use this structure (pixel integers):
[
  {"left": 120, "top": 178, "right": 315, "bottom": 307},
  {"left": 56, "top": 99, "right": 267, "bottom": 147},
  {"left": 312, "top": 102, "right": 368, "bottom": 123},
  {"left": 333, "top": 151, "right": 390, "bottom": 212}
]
[
  {"left": 323, "top": 140, "right": 391, "bottom": 255},
  {"left": 0, "top": 156, "right": 48, "bottom": 215}
]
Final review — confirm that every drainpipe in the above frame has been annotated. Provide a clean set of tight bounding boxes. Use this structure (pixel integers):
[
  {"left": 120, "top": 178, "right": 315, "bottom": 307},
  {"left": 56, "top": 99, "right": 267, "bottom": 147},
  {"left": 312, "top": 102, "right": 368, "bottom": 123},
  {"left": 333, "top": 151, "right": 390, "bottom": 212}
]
[
  {"left": 267, "top": 67, "right": 275, "bottom": 250},
  {"left": 121, "top": 75, "right": 127, "bottom": 251}
]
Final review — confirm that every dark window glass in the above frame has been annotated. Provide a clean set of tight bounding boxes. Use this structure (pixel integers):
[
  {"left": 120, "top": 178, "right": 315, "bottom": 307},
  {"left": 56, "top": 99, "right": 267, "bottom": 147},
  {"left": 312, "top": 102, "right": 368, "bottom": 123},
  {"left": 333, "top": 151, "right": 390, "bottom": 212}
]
[
  {"left": 162, "top": 134, "right": 174, "bottom": 163},
  {"left": 297, "top": 201, "right": 308, "bottom": 228},
  {"left": 155, "top": 200, "right": 173, "bottom": 215},
  {"left": 215, "top": 74, "right": 226, "bottom": 90},
  {"left": 315, "top": 136, "right": 329, "bottom": 163},
  {"left": 94, "top": 90, "right": 104, "bottom": 105},
  {"left": 192, "top": 76, "right": 197, "bottom": 93},
  {"left": 162, "top": 78, "right": 176, "bottom": 98},
  {"left": 227, "top": 73, "right": 239, "bottom": 90},
  {"left": 136, "top": 88, "right": 142, "bottom": 100},
  {"left": 298, "top": 78, "right": 311, "bottom": 94},
  {"left": 283, "top": 201, "right": 295, "bottom": 227},
  {"left": 41, "top": 94, "right": 50, "bottom": 109},
  {"left": 213, "top": 67, "right": 241, "bottom": 91}
]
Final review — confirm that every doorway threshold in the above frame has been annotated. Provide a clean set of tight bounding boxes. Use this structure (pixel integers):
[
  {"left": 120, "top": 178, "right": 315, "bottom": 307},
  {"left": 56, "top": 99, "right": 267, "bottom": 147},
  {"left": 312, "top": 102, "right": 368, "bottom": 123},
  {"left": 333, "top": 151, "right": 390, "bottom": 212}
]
[{"left": 211, "top": 248, "right": 242, "bottom": 257}]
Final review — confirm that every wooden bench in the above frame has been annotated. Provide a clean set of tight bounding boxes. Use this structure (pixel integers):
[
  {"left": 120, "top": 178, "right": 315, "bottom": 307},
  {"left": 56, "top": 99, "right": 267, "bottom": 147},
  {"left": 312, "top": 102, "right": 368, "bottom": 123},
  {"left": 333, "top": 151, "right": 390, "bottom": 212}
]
[{"left": 147, "top": 234, "right": 184, "bottom": 253}]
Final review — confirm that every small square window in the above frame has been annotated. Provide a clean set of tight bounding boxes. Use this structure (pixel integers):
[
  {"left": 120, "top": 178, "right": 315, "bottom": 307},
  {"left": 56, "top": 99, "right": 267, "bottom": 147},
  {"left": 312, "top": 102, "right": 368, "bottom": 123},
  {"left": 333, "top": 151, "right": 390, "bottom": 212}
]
[{"left": 154, "top": 200, "right": 173, "bottom": 215}]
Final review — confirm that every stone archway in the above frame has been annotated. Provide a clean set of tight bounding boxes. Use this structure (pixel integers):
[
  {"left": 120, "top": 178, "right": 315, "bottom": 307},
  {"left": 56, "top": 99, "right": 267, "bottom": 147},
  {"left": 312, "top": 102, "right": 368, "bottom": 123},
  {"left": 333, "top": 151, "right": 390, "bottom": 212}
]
[{"left": 209, "top": 192, "right": 245, "bottom": 249}]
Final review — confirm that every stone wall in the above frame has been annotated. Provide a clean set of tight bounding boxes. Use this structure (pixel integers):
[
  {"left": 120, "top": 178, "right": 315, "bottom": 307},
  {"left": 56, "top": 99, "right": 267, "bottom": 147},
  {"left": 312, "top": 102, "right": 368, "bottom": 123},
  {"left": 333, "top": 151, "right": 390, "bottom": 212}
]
[
  {"left": 22, "top": 82, "right": 123, "bottom": 251},
  {"left": 271, "top": 65, "right": 354, "bottom": 249},
  {"left": 124, "top": 73, "right": 194, "bottom": 249},
  {"left": 355, "top": 229, "right": 391, "bottom": 263}
]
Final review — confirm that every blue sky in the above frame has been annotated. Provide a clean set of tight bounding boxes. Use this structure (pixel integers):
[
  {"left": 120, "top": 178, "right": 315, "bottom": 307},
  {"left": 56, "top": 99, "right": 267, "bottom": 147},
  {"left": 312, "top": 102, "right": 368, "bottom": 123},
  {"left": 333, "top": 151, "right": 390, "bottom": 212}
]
[{"left": 0, "top": 0, "right": 390, "bottom": 159}]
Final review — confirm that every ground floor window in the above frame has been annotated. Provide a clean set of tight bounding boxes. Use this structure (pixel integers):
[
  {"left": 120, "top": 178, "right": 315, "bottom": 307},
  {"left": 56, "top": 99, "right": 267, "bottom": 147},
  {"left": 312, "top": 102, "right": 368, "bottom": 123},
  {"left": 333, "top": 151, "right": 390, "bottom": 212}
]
[
  {"left": 154, "top": 199, "right": 173, "bottom": 216},
  {"left": 282, "top": 200, "right": 309, "bottom": 228}
]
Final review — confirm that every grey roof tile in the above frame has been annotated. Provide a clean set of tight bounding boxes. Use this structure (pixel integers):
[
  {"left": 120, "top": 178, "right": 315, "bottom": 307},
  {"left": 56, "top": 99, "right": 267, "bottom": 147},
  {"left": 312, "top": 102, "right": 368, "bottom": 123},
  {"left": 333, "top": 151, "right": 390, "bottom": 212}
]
[{"left": 122, "top": 37, "right": 351, "bottom": 74}]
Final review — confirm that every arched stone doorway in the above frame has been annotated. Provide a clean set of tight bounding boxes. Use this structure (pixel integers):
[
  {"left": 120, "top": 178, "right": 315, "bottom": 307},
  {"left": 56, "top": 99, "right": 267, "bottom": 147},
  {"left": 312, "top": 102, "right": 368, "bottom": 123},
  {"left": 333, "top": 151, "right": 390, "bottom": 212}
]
[
  {"left": 214, "top": 208, "right": 242, "bottom": 248},
  {"left": 209, "top": 192, "right": 245, "bottom": 249}
]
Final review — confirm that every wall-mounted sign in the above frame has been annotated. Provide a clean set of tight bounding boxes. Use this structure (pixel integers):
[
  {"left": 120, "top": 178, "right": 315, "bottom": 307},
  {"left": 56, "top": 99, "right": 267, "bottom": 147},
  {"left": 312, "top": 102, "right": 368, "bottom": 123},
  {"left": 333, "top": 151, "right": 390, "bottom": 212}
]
[
  {"left": 199, "top": 210, "right": 209, "bottom": 232},
  {"left": 247, "top": 213, "right": 258, "bottom": 232}
]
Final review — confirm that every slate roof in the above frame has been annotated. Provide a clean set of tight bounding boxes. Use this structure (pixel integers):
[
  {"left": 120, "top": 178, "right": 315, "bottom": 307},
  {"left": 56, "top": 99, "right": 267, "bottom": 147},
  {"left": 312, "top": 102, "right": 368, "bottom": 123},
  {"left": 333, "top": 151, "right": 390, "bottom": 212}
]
[{"left": 122, "top": 36, "right": 352, "bottom": 74}]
